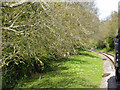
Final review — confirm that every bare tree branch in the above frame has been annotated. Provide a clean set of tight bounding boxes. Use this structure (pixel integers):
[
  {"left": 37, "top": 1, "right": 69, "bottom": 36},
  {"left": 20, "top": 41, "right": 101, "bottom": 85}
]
[
  {"left": 40, "top": 2, "right": 49, "bottom": 15},
  {"left": 2, "top": 27, "right": 23, "bottom": 34},
  {"left": 10, "top": 14, "right": 22, "bottom": 28},
  {"left": 12, "top": 25, "right": 34, "bottom": 28},
  {"left": 35, "top": 57, "right": 44, "bottom": 66},
  {"left": 9, "top": 7, "right": 25, "bottom": 23},
  {"left": 2, "top": 2, "right": 25, "bottom": 8},
  {"left": 2, "top": 0, "right": 30, "bottom": 8},
  {"left": 9, "top": 7, "right": 26, "bottom": 28},
  {"left": 41, "top": 0, "right": 50, "bottom": 8}
]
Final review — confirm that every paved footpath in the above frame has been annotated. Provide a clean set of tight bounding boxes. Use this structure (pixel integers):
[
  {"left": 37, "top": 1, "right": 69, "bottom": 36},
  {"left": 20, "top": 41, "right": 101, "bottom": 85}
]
[{"left": 98, "top": 53, "right": 120, "bottom": 89}]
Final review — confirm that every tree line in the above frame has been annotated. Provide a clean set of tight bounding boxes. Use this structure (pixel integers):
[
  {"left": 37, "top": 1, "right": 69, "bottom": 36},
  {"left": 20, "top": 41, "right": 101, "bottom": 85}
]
[{"left": 96, "top": 12, "right": 118, "bottom": 50}]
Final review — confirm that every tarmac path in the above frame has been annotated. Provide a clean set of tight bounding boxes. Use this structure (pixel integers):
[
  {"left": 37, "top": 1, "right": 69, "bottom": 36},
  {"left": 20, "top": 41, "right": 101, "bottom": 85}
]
[{"left": 91, "top": 50, "right": 120, "bottom": 89}]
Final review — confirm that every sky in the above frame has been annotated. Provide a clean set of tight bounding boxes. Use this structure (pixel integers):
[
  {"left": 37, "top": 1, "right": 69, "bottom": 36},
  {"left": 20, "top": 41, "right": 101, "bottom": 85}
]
[{"left": 95, "top": 0, "right": 119, "bottom": 20}]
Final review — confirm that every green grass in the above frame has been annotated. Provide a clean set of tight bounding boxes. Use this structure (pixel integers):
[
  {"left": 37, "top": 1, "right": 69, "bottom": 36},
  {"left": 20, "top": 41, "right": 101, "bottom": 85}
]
[
  {"left": 93, "top": 48, "right": 114, "bottom": 54},
  {"left": 15, "top": 50, "right": 103, "bottom": 88}
]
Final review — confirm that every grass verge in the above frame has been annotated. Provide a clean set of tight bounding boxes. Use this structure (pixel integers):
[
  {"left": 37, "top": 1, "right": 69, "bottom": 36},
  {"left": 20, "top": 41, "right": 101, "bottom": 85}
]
[
  {"left": 15, "top": 50, "right": 103, "bottom": 88},
  {"left": 93, "top": 48, "right": 114, "bottom": 54}
]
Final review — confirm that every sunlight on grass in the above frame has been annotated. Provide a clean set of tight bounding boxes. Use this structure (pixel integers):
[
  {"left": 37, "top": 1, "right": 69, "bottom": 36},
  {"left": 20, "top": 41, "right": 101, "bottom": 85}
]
[{"left": 15, "top": 51, "right": 103, "bottom": 88}]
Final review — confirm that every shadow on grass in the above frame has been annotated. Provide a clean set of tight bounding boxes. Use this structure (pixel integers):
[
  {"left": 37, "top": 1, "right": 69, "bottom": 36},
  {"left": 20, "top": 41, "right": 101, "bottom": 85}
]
[
  {"left": 16, "top": 51, "right": 98, "bottom": 88},
  {"left": 19, "top": 57, "right": 90, "bottom": 85},
  {"left": 44, "top": 57, "right": 89, "bottom": 73},
  {"left": 27, "top": 51, "right": 94, "bottom": 77},
  {"left": 78, "top": 52, "right": 99, "bottom": 58}
]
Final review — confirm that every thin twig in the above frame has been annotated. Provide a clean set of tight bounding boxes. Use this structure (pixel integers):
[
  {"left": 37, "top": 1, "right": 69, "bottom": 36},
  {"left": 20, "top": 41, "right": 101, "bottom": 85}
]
[
  {"left": 2, "top": 27, "right": 23, "bottom": 33},
  {"left": 12, "top": 25, "right": 34, "bottom": 28},
  {"left": 9, "top": 7, "right": 25, "bottom": 23}
]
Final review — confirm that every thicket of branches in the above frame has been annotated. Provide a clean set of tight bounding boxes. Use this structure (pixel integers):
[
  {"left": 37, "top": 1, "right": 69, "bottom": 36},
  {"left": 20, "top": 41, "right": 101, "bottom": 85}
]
[{"left": 2, "top": 1, "right": 100, "bottom": 88}]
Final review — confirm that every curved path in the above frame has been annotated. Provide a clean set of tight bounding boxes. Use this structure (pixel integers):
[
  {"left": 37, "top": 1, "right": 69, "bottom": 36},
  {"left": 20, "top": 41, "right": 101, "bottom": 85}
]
[{"left": 90, "top": 50, "right": 120, "bottom": 89}]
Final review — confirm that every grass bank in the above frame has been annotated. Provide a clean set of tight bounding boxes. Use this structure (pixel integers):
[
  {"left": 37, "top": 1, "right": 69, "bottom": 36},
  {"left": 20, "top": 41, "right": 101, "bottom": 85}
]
[
  {"left": 93, "top": 48, "right": 114, "bottom": 54},
  {"left": 15, "top": 50, "right": 103, "bottom": 88}
]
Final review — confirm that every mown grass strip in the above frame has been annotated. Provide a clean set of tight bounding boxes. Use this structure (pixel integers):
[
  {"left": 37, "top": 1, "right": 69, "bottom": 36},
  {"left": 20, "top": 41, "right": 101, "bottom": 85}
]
[{"left": 15, "top": 50, "right": 103, "bottom": 88}]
